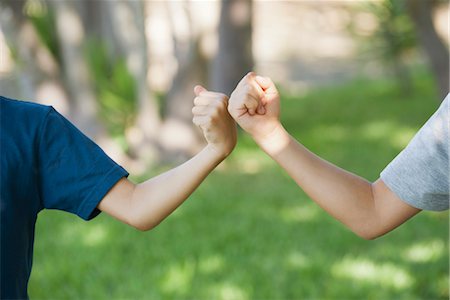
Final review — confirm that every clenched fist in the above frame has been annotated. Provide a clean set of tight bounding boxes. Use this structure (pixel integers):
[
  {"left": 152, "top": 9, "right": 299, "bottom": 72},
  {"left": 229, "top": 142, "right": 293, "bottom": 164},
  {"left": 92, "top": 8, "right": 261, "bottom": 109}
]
[
  {"left": 228, "top": 72, "right": 282, "bottom": 144},
  {"left": 192, "top": 85, "right": 237, "bottom": 158}
]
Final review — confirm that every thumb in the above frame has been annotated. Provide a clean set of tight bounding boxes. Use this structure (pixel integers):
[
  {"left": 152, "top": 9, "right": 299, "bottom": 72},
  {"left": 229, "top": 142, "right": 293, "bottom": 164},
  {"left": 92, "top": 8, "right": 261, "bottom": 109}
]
[
  {"left": 255, "top": 76, "right": 274, "bottom": 91},
  {"left": 194, "top": 85, "right": 207, "bottom": 96},
  {"left": 256, "top": 104, "right": 266, "bottom": 115}
]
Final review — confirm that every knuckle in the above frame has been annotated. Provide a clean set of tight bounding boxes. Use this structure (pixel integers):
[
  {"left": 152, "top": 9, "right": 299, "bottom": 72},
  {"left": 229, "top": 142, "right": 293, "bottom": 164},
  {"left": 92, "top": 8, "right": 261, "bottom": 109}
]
[
  {"left": 210, "top": 108, "right": 219, "bottom": 119},
  {"left": 217, "top": 102, "right": 226, "bottom": 112},
  {"left": 243, "top": 97, "right": 253, "bottom": 105},
  {"left": 213, "top": 100, "right": 224, "bottom": 110},
  {"left": 219, "top": 95, "right": 229, "bottom": 104},
  {"left": 217, "top": 93, "right": 228, "bottom": 100}
]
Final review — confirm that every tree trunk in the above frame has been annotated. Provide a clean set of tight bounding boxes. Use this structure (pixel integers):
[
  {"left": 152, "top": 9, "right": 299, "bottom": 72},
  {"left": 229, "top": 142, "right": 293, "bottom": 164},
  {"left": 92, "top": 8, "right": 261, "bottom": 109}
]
[
  {"left": 381, "top": 26, "right": 412, "bottom": 95},
  {"left": 160, "top": 2, "right": 208, "bottom": 160},
  {"left": 105, "top": 0, "right": 161, "bottom": 162},
  {"left": 0, "top": 0, "right": 69, "bottom": 112},
  {"left": 0, "top": 0, "right": 37, "bottom": 100},
  {"left": 51, "top": 0, "right": 106, "bottom": 140},
  {"left": 211, "top": 0, "right": 253, "bottom": 95},
  {"left": 406, "top": 0, "right": 449, "bottom": 100},
  {"left": 106, "top": 1, "right": 160, "bottom": 134}
]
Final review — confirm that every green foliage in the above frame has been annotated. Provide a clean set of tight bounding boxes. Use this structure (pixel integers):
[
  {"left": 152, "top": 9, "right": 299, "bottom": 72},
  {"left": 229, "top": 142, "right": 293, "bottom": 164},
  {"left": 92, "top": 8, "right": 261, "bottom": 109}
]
[
  {"left": 154, "top": 91, "right": 168, "bottom": 117},
  {"left": 84, "top": 40, "right": 137, "bottom": 138},
  {"left": 29, "top": 72, "right": 447, "bottom": 299},
  {"left": 25, "top": 0, "right": 60, "bottom": 62},
  {"left": 357, "top": 0, "right": 417, "bottom": 62},
  {"left": 352, "top": 0, "right": 418, "bottom": 94},
  {"left": 24, "top": 0, "right": 137, "bottom": 143},
  {"left": 367, "top": 0, "right": 416, "bottom": 61}
]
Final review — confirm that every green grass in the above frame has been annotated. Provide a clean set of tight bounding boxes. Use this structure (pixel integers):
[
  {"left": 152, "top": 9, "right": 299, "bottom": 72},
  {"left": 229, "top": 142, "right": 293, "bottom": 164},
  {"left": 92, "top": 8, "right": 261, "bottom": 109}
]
[{"left": 29, "top": 73, "right": 448, "bottom": 299}]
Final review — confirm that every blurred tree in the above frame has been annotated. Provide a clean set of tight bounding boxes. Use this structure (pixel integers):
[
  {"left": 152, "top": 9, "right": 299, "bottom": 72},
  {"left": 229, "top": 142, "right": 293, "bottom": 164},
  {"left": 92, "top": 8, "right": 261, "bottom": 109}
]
[
  {"left": 106, "top": 1, "right": 160, "bottom": 134},
  {"left": 159, "top": 2, "right": 209, "bottom": 159},
  {"left": 1, "top": 0, "right": 60, "bottom": 100},
  {"left": 84, "top": 41, "right": 136, "bottom": 139},
  {"left": 405, "top": 0, "right": 449, "bottom": 100},
  {"left": 361, "top": 0, "right": 417, "bottom": 94},
  {"left": 2, "top": 0, "right": 161, "bottom": 166},
  {"left": 1, "top": 0, "right": 257, "bottom": 165},
  {"left": 101, "top": 0, "right": 161, "bottom": 160},
  {"left": 360, "top": 0, "right": 449, "bottom": 99},
  {"left": 2, "top": 0, "right": 106, "bottom": 140},
  {"left": 211, "top": 0, "right": 253, "bottom": 95},
  {"left": 50, "top": 0, "right": 106, "bottom": 139}
]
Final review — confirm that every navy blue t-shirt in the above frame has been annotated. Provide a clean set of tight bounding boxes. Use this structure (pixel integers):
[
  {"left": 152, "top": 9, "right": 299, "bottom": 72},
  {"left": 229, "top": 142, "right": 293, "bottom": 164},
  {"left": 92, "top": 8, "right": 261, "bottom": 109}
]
[{"left": 0, "top": 97, "right": 129, "bottom": 299}]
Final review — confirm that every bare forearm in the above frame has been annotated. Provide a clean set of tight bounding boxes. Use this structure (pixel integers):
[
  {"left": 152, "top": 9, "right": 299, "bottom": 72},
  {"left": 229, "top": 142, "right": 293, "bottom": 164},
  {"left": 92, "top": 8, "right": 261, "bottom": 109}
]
[
  {"left": 227, "top": 73, "right": 420, "bottom": 239},
  {"left": 254, "top": 125, "right": 376, "bottom": 235},
  {"left": 99, "top": 86, "right": 237, "bottom": 231},
  {"left": 129, "top": 145, "right": 224, "bottom": 230}
]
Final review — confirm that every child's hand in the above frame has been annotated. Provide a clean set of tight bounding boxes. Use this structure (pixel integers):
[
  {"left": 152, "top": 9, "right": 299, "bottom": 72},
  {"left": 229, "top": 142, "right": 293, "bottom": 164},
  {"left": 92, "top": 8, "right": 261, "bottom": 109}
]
[
  {"left": 192, "top": 86, "right": 237, "bottom": 158},
  {"left": 228, "top": 72, "right": 282, "bottom": 144}
]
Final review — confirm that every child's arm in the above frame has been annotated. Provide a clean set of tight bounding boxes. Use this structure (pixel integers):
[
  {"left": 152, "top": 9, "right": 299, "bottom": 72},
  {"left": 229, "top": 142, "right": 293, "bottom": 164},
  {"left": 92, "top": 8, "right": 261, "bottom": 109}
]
[
  {"left": 98, "top": 86, "right": 237, "bottom": 231},
  {"left": 227, "top": 73, "right": 420, "bottom": 240}
]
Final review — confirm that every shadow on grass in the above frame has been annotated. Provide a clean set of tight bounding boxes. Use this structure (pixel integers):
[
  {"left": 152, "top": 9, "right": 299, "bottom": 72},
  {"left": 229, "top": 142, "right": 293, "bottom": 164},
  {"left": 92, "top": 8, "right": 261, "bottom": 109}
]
[{"left": 30, "top": 167, "right": 448, "bottom": 299}]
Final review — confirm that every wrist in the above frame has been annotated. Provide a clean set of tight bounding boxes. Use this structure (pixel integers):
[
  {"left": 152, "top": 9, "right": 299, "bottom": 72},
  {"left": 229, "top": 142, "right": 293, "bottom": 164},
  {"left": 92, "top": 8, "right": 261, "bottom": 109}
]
[
  {"left": 252, "top": 123, "right": 290, "bottom": 156},
  {"left": 204, "top": 143, "right": 231, "bottom": 162}
]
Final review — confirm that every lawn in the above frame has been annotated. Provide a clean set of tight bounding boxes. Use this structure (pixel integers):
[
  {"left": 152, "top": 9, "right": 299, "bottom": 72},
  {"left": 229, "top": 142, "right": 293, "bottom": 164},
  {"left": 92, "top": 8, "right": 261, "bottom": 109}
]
[{"left": 29, "top": 72, "right": 449, "bottom": 299}]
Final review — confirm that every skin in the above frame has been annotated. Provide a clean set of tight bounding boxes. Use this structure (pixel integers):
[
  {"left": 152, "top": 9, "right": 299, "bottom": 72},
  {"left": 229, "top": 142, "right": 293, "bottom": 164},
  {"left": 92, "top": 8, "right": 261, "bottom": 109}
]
[
  {"left": 97, "top": 85, "right": 237, "bottom": 231},
  {"left": 227, "top": 72, "right": 421, "bottom": 240}
]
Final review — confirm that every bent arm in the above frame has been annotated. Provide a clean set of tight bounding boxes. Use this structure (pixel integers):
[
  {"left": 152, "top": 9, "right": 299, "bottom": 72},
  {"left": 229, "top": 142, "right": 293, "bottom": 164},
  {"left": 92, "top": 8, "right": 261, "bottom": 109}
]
[
  {"left": 255, "top": 125, "right": 421, "bottom": 239},
  {"left": 98, "top": 145, "right": 225, "bottom": 231}
]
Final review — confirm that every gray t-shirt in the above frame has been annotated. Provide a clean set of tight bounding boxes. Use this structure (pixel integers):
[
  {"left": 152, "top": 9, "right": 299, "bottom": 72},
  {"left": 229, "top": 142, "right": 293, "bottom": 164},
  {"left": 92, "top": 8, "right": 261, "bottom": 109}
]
[{"left": 380, "top": 94, "right": 449, "bottom": 211}]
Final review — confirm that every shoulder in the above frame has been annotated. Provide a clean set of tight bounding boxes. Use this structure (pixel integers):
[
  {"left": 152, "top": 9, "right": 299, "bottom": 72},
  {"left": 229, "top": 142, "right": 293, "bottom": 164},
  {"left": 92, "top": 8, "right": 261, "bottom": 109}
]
[
  {"left": 0, "top": 96, "right": 57, "bottom": 147},
  {"left": 420, "top": 94, "right": 448, "bottom": 151},
  {"left": 380, "top": 94, "right": 449, "bottom": 211},
  {"left": 436, "top": 94, "right": 449, "bottom": 123},
  {"left": 1, "top": 96, "right": 54, "bottom": 121},
  {"left": 429, "top": 94, "right": 449, "bottom": 129}
]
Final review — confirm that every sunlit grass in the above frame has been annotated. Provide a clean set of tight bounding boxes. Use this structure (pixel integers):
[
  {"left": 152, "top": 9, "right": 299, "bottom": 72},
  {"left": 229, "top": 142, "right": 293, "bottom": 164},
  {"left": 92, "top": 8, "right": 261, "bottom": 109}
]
[
  {"left": 29, "top": 72, "right": 448, "bottom": 299},
  {"left": 404, "top": 240, "right": 446, "bottom": 263},
  {"left": 332, "top": 257, "right": 414, "bottom": 290}
]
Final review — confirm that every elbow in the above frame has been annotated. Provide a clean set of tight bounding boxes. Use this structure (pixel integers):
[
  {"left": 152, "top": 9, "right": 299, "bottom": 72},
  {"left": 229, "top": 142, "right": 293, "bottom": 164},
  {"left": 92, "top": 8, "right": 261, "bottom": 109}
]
[
  {"left": 350, "top": 223, "right": 387, "bottom": 240},
  {"left": 135, "top": 226, "right": 152, "bottom": 232},
  {"left": 131, "top": 222, "right": 153, "bottom": 232},
  {"left": 349, "top": 188, "right": 387, "bottom": 240},
  {"left": 127, "top": 212, "right": 161, "bottom": 232},
  {"left": 353, "top": 229, "right": 382, "bottom": 240},
  {"left": 129, "top": 219, "right": 159, "bottom": 232},
  {"left": 126, "top": 192, "right": 161, "bottom": 231}
]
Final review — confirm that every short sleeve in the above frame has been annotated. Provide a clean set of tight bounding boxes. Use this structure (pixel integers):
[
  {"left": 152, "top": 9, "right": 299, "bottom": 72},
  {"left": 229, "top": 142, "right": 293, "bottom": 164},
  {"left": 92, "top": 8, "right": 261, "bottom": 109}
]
[
  {"left": 380, "top": 95, "right": 449, "bottom": 211},
  {"left": 37, "top": 107, "right": 129, "bottom": 220}
]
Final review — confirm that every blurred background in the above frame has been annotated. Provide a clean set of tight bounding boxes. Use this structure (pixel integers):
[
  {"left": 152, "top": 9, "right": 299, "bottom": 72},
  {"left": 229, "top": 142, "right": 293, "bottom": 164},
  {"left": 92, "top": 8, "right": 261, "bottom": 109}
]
[{"left": 1, "top": 0, "right": 449, "bottom": 299}]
